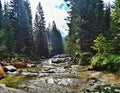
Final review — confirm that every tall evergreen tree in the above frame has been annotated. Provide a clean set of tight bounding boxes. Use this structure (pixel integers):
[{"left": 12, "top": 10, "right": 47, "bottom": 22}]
[
  {"left": 9, "top": 0, "right": 33, "bottom": 56},
  {"left": 65, "top": 0, "right": 109, "bottom": 64},
  {"left": 111, "top": 0, "right": 120, "bottom": 53},
  {"left": 0, "top": 0, "right": 2, "bottom": 29},
  {"left": 22, "top": 0, "right": 33, "bottom": 56},
  {"left": 3, "top": 2, "right": 14, "bottom": 53},
  {"left": 46, "top": 24, "right": 53, "bottom": 55},
  {"left": 104, "top": 3, "right": 111, "bottom": 36},
  {"left": 65, "top": 1, "right": 81, "bottom": 57},
  {"left": 0, "top": 0, "right": 5, "bottom": 48},
  {"left": 34, "top": 2, "right": 49, "bottom": 58},
  {"left": 50, "top": 21, "right": 64, "bottom": 55},
  {"left": 65, "top": 0, "right": 106, "bottom": 50}
]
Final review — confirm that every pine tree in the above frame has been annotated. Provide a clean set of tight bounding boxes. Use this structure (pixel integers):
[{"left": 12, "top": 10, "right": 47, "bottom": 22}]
[
  {"left": 65, "top": 0, "right": 106, "bottom": 52},
  {"left": 0, "top": 0, "right": 5, "bottom": 49},
  {"left": 3, "top": 2, "right": 14, "bottom": 53},
  {"left": 46, "top": 24, "right": 53, "bottom": 55},
  {"left": 22, "top": 0, "right": 33, "bottom": 56},
  {"left": 65, "top": 0, "right": 108, "bottom": 64},
  {"left": 104, "top": 3, "right": 111, "bottom": 36},
  {"left": 50, "top": 21, "right": 64, "bottom": 55},
  {"left": 111, "top": 0, "right": 120, "bottom": 53},
  {"left": 0, "top": 0, "right": 2, "bottom": 29},
  {"left": 9, "top": 0, "right": 33, "bottom": 56},
  {"left": 34, "top": 2, "right": 49, "bottom": 58},
  {"left": 65, "top": 1, "right": 81, "bottom": 57}
]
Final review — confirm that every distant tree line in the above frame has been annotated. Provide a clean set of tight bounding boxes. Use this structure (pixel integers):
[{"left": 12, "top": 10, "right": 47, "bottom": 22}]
[
  {"left": 0, "top": 0, "right": 64, "bottom": 59},
  {"left": 64, "top": 0, "right": 120, "bottom": 71}
]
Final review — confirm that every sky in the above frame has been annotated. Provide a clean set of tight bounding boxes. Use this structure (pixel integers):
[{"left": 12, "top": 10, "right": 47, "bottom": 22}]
[
  {"left": 2, "top": 0, "right": 115, "bottom": 37},
  {"left": 30, "top": 0, "right": 69, "bottom": 37}
]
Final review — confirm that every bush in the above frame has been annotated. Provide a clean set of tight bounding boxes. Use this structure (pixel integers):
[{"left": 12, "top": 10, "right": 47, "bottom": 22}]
[
  {"left": 91, "top": 53, "right": 120, "bottom": 71},
  {"left": 74, "top": 52, "right": 93, "bottom": 65},
  {"left": 0, "top": 46, "right": 11, "bottom": 59}
]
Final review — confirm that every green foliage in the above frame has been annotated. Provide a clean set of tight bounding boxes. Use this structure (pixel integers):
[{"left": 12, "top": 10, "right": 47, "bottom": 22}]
[
  {"left": 66, "top": 37, "right": 80, "bottom": 57},
  {"left": 92, "top": 34, "right": 114, "bottom": 53},
  {"left": 11, "top": 53, "right": 21, "bottom": 62},
  {"left": 34, "top": 2, "right": 49, "bottom": 58},
  {"left": 75, "top": 52, "right": 93, "bottom": 65},
  {"left": 9, "top": 0, "right": 33, "bottom": 56},
  {"left": 92, "top": 34, "right": 106, "bottom": 53},
  {"left": 0, "top": 45, "right": 10, "bottom": 59},
  {"left": 49, "top": 21, "right": 64, "bottom": 56},
  {"left": 0, "top": 29, "right": 10, "bottom": 58},
  {"left": 91, "top": 34, "right": 120, "bottom": 71},
  {"left": 94, "top": 85, "right": 120, "bottom": 93},
  {"left": 64, "top": 0, "right": 110, "bottom": 66},
  {"left": 0, "top": 29, "right": 6, "bottom": 43},
  {"left": 90, "top": 0, "right": 120, "bottom": 71},
  {"left": 111, "top": 0, "right": 120, "bottom": 54},
  {"left": 91, "top": 53, "right": 120, "bottom": 70},
  {"left": 0, "top": 0, "right": 2, "bottom": 29}
]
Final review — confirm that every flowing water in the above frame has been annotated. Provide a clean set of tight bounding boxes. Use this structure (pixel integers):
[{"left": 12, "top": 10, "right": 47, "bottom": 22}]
[{"left": 1, "top": 56, "right": 120, "bottom": 93}]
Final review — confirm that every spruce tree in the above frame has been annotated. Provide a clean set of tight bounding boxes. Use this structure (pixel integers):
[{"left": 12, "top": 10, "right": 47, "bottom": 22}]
[
  {"left": 46, "top": 24, "right": 53, "bottom": 55},
  {"left": 0, "top": 0, "right": 2, "bottom": 29},
  {"left": 3, "top": 2, "right": 14, "bottom": 53},
  {"left": 65, "top": 0, "right": 108, "bottom": 64},
  {"left": 50, "top": 21, "right": 64, "bottom": 55},
  {"left": 22, "top": 0, "right": 33, "bottom": 56},
  {"left": 9, "top": 0, "right": 33, "bottom": 56},
  {"left": 111, "top": 0, "right": 120, "bottom": 53},
  {"left": 34, "top": 2, "right": 49, "bottom": 58}
]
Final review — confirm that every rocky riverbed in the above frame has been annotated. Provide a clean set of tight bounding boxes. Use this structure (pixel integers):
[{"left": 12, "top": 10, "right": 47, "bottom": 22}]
[{"left": 0, "top": 55, "right": 120, "bottom": 93}]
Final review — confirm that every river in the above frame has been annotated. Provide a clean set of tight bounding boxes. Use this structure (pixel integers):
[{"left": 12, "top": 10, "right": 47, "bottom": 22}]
[{"left": 0, "top": 55, "right": 120, "bottom": 93}]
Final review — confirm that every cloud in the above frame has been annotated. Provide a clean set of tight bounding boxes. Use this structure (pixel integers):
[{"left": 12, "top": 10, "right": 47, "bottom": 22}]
[{"left": 39, "top": 0, "right": 69, "bottom": 36}]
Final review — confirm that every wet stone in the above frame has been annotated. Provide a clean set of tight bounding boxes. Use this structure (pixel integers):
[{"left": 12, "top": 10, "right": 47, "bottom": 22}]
[{"left": 1, "top": 55, "right": 120, "bottom": 93}]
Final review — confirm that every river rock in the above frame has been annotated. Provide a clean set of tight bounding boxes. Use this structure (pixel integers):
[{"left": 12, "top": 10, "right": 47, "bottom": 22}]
[
  {"left": 4, "top": 65, "right": 16, "bottom": 72},
  {"left": 0, "top": 62, "right": 8, "bottom": 66},
  {"left": 14, "top": 62, "right": 27, "bottom": 68},
  {"left": 0, "top": 67, "right": 4, "bottom": 75},
  {"left": 21, "top": 71, "right": 38, "bottom": 77},
  {"left": 0, "top": 84, "right": 27, "bottom": 93},
  {"left": 27, "top": 64, "right": 36, "bottom": 67},
  {"left": 51, "top": 58, "right": 64, "bottom": 63}
]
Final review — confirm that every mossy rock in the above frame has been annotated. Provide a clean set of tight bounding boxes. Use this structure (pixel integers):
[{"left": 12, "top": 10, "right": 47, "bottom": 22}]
[{"left": 0, "top": 74, "right": 32, "bottom": 88}]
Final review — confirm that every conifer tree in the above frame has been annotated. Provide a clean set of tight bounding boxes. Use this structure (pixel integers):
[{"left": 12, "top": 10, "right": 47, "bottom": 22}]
[
  {"left": 46, "top": 24, "right": 53, "bottom": 55},
  {"left": 34, "top": 2, "right": 49, "bottom": 58},
  {"left": 65, "top": 0, "right": 109, "bottom": 64},
  {"left": 50, "top": 21, "right": 64, "bottom": 55},
  {"left": 3, "top": 2, "right": 14, "bottom": 53},
  {"left": 0, "top": 0, "right": 2, "bottom": 29},
  {"left": 9, "top": 0, "right": 33, "bottom": 56},
  {"left": 111, "top": 0, "right": 120, "bottom": 53}
]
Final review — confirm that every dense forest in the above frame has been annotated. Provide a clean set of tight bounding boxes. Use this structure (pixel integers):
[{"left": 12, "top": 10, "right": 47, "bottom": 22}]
[
  {"left": 0, "top": 0, "right": 64, "bottom": 59},
  {"left": 0, "top": 0, "right": 120, "bottom": 72},
  {"left": 65, "top": 0, "right": 120, "bottom": 71}
]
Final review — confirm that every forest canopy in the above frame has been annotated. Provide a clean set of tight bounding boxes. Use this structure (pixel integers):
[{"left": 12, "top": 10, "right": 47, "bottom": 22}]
[
  {"left": 0, "top": 0, "right": 64, "bottom": 59},
  {"left": 64, "top": 0, "right": 120, "bottom": 71}
]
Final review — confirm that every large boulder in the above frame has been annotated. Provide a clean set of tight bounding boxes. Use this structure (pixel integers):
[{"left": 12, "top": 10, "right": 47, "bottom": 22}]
[
  {"left": 4, "top": 65, "right": 16, "bottom": 72},
  {"left": 14, "top": 62, "right": 27, "bottom": 68},
  {"left": 0, "top": 66, "right": 5, "bottom": 75}
]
